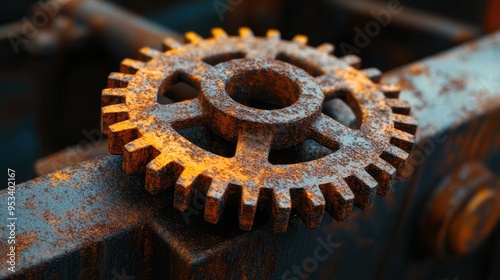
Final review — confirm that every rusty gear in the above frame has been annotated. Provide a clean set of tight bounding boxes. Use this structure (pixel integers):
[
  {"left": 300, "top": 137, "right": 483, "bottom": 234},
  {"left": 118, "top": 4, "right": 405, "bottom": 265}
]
[{"left": 101, "top": 28, "right": 417, "bottom": 232}]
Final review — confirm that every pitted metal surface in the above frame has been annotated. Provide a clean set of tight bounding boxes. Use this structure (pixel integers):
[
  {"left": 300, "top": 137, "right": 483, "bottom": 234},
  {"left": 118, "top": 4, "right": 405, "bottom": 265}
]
[{"left": 101, "top": 28, "right": 417, "bottom": 231}]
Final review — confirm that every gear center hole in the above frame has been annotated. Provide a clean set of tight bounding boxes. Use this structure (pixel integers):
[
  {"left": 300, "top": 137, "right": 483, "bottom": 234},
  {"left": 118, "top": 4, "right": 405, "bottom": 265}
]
[{"left": 225, "top": 70, "right": 300, "bottom": 110}]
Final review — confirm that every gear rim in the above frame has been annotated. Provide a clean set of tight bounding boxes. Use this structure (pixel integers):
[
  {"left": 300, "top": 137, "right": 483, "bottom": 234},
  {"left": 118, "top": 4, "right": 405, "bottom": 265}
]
[{"left": 101, "top": 27, "right": 417, "bottom": 232}]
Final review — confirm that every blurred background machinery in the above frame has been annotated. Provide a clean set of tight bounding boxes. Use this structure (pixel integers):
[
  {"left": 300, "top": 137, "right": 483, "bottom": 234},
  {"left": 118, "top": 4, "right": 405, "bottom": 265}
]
[
  {"left": 1, "top": 0, "right": 498, "bottom": 182},
  {"left": 0, "top": 0, "right": 499, "bottom": 279}
]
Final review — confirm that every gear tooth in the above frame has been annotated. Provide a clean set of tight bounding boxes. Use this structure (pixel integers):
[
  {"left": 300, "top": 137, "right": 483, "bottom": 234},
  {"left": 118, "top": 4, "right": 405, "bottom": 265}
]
[
  {"left": 145, "top": 155, "right": 183, "bottom": 195},
  {"left": 204, "top": 181, "right": 230, "bottom": 224},
  {"left": 266, "top": 29, "right": 281, "bottom": 40},
  {"left": 379, "top": 83, "right": 401, "bottom": 98},
  {"left": 98, "top": 28, "right": 417, "bottom": 231},
  {"left": 138, "top": 47, "right": 161, "bottom": 62},
  {"left": 120, "top": 58, "right": 147, "bottom": 74},
  {"left": 386, "top": 98, "right": 411, "bottom": 115},
  {"left": 296, "top": 185, "right": 325, "bottom": 229},
  {"left": 162, "top": 37, "right": 183, "bottom": 51},
  {"left": 271, "top": 188, "right": 291, "bottom": 232},
  {"left": 361, "top": 68, "right": 382, "bottom": 83},
  {"left": 340, "top": 54, "right": 361, "bottom": 69},
  {"left": 292, "top": 34, "right": 308, "bottom": 45},
  {"left": 239, "top": 184, "right": 260, "bottom": 231},
  {"left": 390, "top": 129, "right": 415, "bottom": 154},
  {"left": 238, "top": 27, "right": 254, "bottom": 38},
  {"left": 319, "top": 181, "right": 354, "bottom": 222},
  {"left": 101, "top": 104, "right": 129, "bottom": 135},
  {"left": 211, "top": 27, "right": 228, "bottom": 39},
  {"left": 107, "top": 120, "right": 138, "bottom": 154},
  {"left": 393, "top": 114, "right": 418, "bottom": 135},
  {"left": 123, "top": 135, "right": 159, "bottom": 175},
  {"left": 136, "top": 70, "right": 164, "bottom": 91},
  {"left": 317, "top": 43, "right": 335, "bottom": 54},
  {"left": 381, "top": 145, "right": 410, "bottom": 179},
  {"left": 174, "top": 170, "right": 199, "bottom": 211},
  {"left": 366, "top": 158, "right": 397, "bottom": 196},
  {"left": 108, "top": 72, "right": 134, "bottom": 88},
  {"left": 185, "top": 31, "right": 203, "bottom": 44},
  {"left": 102, "top": 88, "right": 128, "bottom": 106},
  {"left": 345, "top": 171, "right": 379, "bottom": 210}
]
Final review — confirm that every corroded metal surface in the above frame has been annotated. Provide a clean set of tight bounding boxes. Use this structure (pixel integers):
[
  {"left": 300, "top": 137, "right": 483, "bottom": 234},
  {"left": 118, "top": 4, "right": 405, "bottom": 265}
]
[
  {"left": 376, "top": 31, "right": 500, "bottom": 280},
  {"left": 0, "top": 156, "right": 337, "bottom": 279},
  {"left": 383, "top": 32, "right": 500, "bottom": 141},
  {"left": 101, "top": 28, "right": 416, "bottom": 232}
]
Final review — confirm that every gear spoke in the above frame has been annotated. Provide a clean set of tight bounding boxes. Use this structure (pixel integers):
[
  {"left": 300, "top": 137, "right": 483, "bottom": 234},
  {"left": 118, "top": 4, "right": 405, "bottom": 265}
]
[
  {"left": 234, "top": 129, "right": 275, "bottom": 164},
  {"left": 101, "top": 28, "right": 417, "bottom": 231},
  {"left": 310, "top": 113, "right": 353, "bottom": 151},
  {"left": 145, "top": 99, "right": 204, "bottom": 129}
]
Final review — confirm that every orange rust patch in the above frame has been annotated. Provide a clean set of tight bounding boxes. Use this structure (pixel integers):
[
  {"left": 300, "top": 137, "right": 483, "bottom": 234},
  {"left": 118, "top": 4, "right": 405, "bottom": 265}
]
[
  {"left": 51, "top": 171, "right": 71, "bottom": 187},
  {"left": 17, "top": 232, "right": 38, "bottom": 251},
  {"left": 43, "top": 211, "right": 62, "bottom": 226},
  {"left": 409, "top": 63, "right": 429, "bottom": 76},
  {"left": 25, "top": 201, "right": 36, "bottom": 209}
]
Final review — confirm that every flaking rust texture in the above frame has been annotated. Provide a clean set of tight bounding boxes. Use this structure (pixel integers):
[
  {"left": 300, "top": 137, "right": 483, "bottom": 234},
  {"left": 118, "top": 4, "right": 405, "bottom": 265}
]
[
  {"left": 0, "top": 158, "right": 145, "bottom": 278},
  {"left": 101, "top": 27, "right": 417, "bottom": 232},
  {"left": 383, "top": 31, "right": 500, "bottom": 141},
  {"left": 382, "top": 31, "right": 500, "bottom": 180},
  {"left": 2, "top": 157, "right": 272, "bottom": 279}
]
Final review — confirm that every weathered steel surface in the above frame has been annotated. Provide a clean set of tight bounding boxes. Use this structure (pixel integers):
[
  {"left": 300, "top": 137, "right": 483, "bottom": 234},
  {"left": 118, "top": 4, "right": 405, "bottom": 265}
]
[
  {"left": 377, "top": 30, "right": 500, "bottom": 280},
  {"left": 101, "top": 28, "right": 416, "bottom": 232},
  {"left": 1, "top": 31, "right": 499, "bottom": 280},
  {"left": 0, "top": 155, "right": 362, "bottom": 279}
]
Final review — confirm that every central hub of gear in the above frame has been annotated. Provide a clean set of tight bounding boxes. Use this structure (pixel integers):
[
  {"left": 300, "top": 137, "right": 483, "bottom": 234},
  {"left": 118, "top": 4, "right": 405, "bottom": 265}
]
[
  {"left": 200, "top": 58, "right": 324, "bottom": 148},
  {"left": 101, "top": 27, "right": 417, "bottom": 232}
]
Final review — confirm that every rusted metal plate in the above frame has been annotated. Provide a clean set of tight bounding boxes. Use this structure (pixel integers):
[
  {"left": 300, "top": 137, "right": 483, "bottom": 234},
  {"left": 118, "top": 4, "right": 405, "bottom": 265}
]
[
  {"left": 1, "top": 31, "right": 499, "bottom": 280},
  {"left": 0, "top": 155, "right": 379, "bottom": 279}
]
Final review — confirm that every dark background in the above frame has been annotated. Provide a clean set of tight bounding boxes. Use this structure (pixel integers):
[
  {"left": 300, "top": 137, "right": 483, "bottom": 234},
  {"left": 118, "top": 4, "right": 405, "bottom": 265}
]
[{"left": 0, "top": 0, "right": 497, "bottom": 183}]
